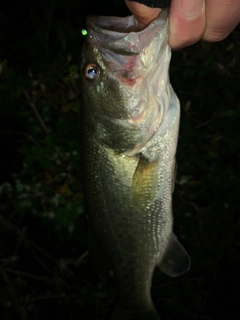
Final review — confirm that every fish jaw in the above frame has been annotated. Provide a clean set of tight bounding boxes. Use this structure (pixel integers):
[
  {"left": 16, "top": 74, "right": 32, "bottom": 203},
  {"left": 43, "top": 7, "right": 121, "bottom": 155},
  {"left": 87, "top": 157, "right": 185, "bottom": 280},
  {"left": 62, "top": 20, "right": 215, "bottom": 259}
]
[{"left": 81, "top": 10, "right": 172, "bottom": 154}]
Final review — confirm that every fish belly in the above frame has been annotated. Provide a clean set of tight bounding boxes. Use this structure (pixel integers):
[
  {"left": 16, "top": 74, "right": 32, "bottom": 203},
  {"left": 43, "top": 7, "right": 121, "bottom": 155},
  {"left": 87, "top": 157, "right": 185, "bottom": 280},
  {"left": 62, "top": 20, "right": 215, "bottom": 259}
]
[{"left": 83, "top": 128, "right": 173, "bottom": 307}]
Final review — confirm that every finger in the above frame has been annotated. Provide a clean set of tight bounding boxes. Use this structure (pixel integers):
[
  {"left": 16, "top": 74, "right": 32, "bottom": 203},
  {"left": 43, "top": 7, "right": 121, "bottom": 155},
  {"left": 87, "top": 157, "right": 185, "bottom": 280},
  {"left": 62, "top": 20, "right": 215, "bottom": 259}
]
[
  {"left": 125, "top": 1, "right": 161, "bottom": 25},
  {"left": 203, "top": 0, "right": 240, "bottom": 42},
  {"left": 169, "top": 0, "right": 206, "bottom": 49}
]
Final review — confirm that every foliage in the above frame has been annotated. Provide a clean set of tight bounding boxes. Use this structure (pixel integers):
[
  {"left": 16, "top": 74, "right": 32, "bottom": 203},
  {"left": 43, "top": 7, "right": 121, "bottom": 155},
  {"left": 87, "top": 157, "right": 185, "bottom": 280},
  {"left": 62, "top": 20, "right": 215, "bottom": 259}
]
[{"left": 0, "top": 1, "right": 240, "bottom": 319}]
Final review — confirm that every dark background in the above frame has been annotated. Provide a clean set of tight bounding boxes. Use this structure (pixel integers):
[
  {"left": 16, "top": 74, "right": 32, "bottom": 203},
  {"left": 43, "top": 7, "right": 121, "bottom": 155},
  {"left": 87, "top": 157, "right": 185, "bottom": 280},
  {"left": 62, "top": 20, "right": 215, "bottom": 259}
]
[{"left": 0, "top": 1, "right": 240, "bottom": 319}]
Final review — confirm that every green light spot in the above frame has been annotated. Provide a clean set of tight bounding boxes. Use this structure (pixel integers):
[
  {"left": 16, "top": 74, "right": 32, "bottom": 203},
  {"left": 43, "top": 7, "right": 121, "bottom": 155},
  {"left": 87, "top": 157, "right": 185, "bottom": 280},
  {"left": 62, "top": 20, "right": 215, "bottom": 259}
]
[{"left": 81, "top": 29, "right": 87, "bottom": 36}]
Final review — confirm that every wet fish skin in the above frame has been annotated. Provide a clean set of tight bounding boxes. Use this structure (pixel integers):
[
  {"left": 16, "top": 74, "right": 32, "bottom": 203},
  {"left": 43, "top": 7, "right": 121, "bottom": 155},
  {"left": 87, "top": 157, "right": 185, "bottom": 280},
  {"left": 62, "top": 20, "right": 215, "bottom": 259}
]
[{"left": 81, "top": 10, "right": 190, "bottom": 320}]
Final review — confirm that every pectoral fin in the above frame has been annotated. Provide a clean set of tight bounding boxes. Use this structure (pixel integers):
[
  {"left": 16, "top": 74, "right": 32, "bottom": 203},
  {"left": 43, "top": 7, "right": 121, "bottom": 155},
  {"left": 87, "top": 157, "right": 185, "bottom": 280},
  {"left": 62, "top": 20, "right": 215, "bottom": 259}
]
[
  {"left": 159, "top": 233, "right": 191, "bottom": 277},
  {"left": 131, "top": 155, "right": 158, "bottom": 208}
]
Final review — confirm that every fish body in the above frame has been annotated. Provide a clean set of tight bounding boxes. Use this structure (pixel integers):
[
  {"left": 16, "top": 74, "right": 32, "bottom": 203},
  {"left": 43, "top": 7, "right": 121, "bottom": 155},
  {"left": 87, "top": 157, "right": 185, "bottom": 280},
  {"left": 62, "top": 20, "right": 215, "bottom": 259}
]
[{"left": 81, "top": 10, "right": 190, "bottom": 320}]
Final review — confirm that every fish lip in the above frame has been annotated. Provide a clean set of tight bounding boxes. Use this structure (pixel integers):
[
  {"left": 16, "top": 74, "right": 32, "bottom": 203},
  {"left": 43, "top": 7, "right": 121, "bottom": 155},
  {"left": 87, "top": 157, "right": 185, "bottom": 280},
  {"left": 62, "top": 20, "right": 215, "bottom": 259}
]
[
  {"left": 87, "top": 15, "right": 141, "bottom": 35},
  {"left": 87, "top": 12, "right": 167, "bottom": 36},
  {"left": 86, "top": 11, "right": 169, "bottom": 55}
]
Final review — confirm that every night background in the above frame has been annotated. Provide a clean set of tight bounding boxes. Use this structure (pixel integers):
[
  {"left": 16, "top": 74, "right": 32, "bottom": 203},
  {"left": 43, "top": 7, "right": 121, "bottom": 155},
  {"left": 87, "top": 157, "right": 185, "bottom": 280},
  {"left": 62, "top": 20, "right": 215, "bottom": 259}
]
[{"left": 0, "top": 1, "right": 239, "bottom": 319}]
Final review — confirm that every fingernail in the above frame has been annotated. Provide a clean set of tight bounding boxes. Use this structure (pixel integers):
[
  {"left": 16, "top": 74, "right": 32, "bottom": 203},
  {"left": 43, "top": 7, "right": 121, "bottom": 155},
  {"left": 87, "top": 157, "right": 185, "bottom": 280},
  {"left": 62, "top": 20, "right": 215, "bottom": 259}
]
[{"left": 179, "top": 0, "right": 204, "bottom": 18}]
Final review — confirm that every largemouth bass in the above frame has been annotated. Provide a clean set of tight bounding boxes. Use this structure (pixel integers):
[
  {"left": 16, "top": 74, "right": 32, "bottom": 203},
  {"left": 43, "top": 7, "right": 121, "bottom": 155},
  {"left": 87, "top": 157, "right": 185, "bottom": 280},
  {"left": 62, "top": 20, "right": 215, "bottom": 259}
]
[{"left": 81, "top": 10, "right": 190, "bottom": 320}]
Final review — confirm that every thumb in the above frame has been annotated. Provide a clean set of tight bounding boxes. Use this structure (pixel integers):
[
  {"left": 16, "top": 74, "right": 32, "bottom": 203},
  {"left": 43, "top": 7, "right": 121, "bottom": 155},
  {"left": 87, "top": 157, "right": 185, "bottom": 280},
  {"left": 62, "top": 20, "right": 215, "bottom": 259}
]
[{"left": 125, "top": 1, "right": 161, "bottom": 25}]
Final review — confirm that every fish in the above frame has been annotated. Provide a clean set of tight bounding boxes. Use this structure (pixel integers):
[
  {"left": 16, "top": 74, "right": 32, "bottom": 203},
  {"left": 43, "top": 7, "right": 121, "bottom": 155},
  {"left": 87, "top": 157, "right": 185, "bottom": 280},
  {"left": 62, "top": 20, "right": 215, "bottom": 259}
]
[{"left": 80, "top": 10, "right": 191, "bottom": 320}]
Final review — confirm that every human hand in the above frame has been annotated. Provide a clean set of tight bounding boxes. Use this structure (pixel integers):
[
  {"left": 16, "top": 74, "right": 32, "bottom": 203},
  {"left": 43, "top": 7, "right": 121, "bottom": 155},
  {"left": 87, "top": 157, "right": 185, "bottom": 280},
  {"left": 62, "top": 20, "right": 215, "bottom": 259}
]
[{"left": 125, "top": 0, "right": 240, "bottom": 49}]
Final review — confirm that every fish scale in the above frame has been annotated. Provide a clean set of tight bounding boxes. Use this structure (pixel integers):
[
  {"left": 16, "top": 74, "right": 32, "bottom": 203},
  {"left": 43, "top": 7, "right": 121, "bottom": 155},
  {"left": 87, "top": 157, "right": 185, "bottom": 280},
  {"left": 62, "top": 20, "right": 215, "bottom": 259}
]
[{"left": 81, "top": 10, "right": 190, "bottom": 320}]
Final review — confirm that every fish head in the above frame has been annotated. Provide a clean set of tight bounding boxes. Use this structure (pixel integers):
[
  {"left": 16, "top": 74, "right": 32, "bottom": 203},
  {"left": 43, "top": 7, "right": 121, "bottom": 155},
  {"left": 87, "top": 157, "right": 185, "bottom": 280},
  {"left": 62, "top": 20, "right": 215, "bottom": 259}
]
[{"left": 81, "top": 11, "right": 172, "bottom": 154}]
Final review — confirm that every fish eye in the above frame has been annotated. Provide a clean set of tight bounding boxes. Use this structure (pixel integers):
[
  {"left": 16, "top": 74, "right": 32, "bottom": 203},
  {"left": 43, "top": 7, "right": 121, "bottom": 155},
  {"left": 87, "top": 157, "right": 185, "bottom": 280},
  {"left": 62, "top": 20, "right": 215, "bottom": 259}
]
[{"left": 84, "top": 63, "right": 100, "bottom": 81}]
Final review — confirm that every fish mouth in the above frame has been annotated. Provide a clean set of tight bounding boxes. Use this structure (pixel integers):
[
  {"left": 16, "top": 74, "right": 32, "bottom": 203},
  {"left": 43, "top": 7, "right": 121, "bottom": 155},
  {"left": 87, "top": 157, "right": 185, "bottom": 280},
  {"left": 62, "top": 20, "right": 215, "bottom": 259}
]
[
  {"left": 87, "top": 15, "right": 142, "bottom": 34},
  {"left": 86, "top": 11, "right": 169, "bottom": 57}
]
